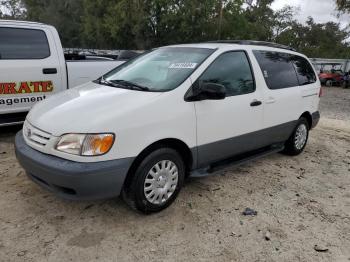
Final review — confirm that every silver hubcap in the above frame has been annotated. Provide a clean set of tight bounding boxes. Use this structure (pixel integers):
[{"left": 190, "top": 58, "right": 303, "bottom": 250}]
[
  {"left": 295, "top": 124, "right": 308, "bottom": 150},
  {"left": 144, "top": 160, "right": 178, "bottom": 205}
]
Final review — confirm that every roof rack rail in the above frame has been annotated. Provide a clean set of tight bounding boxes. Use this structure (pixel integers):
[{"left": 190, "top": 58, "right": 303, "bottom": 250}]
[
  {"left": 0, "top": 19, "right": 45, "bottom": 26},
  {"left": 206, "top": 40, "right": 297, "bottom": 52}
]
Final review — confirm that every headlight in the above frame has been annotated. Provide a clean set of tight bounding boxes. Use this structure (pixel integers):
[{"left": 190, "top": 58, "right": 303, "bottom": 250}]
[{"left": 56, "top": 133, "right": 115, "bottom": 156}]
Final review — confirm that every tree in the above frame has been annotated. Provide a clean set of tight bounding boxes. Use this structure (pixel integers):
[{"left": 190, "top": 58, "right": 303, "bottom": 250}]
[
  {"left": 273, "top": 5, "right": 295, "bottom": 39},
  {"left": 23, "top": 0, "right": 84, "bottom": 47},
  {"left": 5, "top": 0, "right": 349, "bottom": 59},
  {"left": 0, "top": 0, "right": 26, "bottom": 19},
  {"left": 276, "top": 17, "right": 350, "bottom": 59},
  {"left": 243, "top": 0, "right": 276, "bottom": 41},
  {"left": 336, "top": 0, "right": 350, "bottom": 12},
  {"left": 81, "top": 0, "right": 247, "bottom": 49}
]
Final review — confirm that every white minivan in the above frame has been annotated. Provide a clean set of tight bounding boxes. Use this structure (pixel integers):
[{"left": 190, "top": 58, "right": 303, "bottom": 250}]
[{"left": 15, "top": 41, "right": 321, "bottom": 213}]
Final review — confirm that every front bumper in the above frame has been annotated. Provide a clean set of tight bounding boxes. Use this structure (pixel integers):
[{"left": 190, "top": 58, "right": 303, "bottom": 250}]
[{"left": 15, "top": 131, "right": 134, "bottom": 200}]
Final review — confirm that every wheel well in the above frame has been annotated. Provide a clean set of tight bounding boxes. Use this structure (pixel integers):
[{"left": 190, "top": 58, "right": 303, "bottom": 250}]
[
  {"left": 122, "top": 139, "right": 193, "bottom": 189},
  {"left": 300, "top": 112, "right": 312, "bottom": 128}
]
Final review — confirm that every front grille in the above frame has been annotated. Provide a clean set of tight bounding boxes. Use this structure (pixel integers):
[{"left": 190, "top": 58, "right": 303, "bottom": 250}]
[{"left": 23, "top": 121, "right": 52, "bottom": 147}]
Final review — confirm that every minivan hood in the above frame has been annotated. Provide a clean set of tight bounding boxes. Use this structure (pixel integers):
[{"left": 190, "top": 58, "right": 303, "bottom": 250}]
[{"left": 27, "top": 82, "right": 163, "bottom": 136}]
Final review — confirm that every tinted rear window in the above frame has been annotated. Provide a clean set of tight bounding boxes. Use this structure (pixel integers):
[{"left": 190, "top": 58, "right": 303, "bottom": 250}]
[
  {"left": 290, "top": 56, "right": 317, "bottom": 85},
  {"left": 253, "top": 51, "right": 299, "bottom": 90},
  {"left": 0, "top": 27, "right": 50, "bottom": 59}
]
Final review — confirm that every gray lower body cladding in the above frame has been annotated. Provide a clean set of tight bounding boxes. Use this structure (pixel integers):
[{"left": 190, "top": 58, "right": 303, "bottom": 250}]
[
  {"left": 194, "top": 111, "right": 320, "bottom": 168},
  {"left": 195, "top": 120, "right": 298, "bottom": 168},
  {"left": 15, "top": 132, "right": 134, "bottom": 200},
  {"left": 311, "top": 111, "right": 320, "bottom": 129}
]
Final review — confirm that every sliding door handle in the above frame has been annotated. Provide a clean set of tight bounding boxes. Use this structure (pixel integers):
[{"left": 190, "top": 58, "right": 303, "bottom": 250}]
[
  {"left": 250, "top": 100, "right": 262, "bottom": 107},
  {"left": 266, "top": 97, "right": 276, "bottom": 104},
  {"left": 43, "top": 68, "right": 57, "bottom": 74}
]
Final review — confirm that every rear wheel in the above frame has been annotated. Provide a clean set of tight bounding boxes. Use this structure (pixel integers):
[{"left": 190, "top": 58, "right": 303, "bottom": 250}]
[
  {"left": 325, "top": 79, "right": 333, "bottom": 87},
  {"left": 282, "top": 118, "right": 309, "bottom": 156},
  {"left": 122, "top": 147, "right": 185, "bottom": 213}
]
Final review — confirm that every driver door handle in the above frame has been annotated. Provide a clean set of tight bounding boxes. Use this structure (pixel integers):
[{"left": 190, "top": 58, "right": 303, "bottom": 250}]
[
  {"left": 43, "top": 68, "right": 57, "bottom": 74},
  {"left": 250, "top": 100, "right": 262, "bottom": 107}
]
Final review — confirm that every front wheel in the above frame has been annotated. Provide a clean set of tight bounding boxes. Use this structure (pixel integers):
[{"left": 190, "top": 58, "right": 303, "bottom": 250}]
[
  {"left": 282, "top": 118, "right": 309, "bottom": 156},
  {"left": 122, "top": 147, "right": 185, "bottom": 213},
  {"left": 325, "top": 79, "right": 333, "bottom": 87}
]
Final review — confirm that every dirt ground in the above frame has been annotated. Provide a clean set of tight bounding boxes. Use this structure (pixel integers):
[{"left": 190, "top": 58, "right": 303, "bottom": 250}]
[{"left": 0, "top": 87, "right": 349, "bottom": 262}]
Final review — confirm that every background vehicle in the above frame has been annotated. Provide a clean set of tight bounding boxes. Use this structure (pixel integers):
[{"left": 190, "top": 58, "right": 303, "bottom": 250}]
[
  {"left": 318, "top": 63, "right": 344, "bottom": 86},
  {"left": 0, "top": 20, "right": 135, "bottom": 126}
]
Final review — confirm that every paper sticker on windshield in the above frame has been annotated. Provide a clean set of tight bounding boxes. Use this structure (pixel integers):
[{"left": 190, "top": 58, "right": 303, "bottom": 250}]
[{"left": 169, "top": 63, "right": 198, "bottom": 69}]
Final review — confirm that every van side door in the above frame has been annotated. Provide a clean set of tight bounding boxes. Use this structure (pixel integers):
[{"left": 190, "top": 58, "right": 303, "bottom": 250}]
[
  {"left": 0, "top": 24, "right": 65, "bottom": 123},
  {"left": 190, "top": 51, "right": 264, "bottom": 168},
  {"left": 252, "top": 50, "right": 302, "bottom": 144}
]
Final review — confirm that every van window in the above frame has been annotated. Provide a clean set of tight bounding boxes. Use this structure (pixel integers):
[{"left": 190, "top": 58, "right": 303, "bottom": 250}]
[
  {"left": 253, "top": 51, "right": 299, "bottom": 90},
  {"left": 290, "top": 56, "right": 317, "bottom": 85},
  {"left": 196, "top": 51, "right": 255, "bottom": 97},
  {"left": 0, "top": 27, "right": 50, "bottom": 59}
]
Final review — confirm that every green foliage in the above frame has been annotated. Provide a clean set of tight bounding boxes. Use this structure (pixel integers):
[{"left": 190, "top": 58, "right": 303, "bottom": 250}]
[
  {"left": 0, "top": 0, "right": 26, "bottom": 19},
  {"left": 23, "top": 0, "right": 84, "bottom": 47},
  {"left": 276, "top": 17, "right": 350, "bottom": 59},
  {"left": 1, "top": 0, "right": 349, "bottom": 58},
  {"left": 336, "top": 0, "right": 350, "bottom": 12},
  {"left": 243, "top": 0, "right": 275, "bottom": 41}
]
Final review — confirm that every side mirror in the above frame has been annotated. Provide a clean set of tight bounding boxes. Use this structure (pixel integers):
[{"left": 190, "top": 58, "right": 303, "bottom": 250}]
[{"left": 185, "top": 82, "right": 226, "bottom": 101}]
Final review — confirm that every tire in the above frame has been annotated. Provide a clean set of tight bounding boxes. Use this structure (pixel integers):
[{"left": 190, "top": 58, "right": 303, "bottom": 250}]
[
  {"left": 282, "top": 118, "right": 309, "bottom": 156},
  {"left": 122, "top": 147, "right": 185, "bottom": 213},
  {"left": 325, "top": 79, "right": 333, "bottom": 87}
]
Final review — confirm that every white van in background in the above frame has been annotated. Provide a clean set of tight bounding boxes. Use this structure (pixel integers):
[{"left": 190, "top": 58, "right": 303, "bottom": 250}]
[
  {"left": 15, "top": 41, "right": 321, "bottom": 213},
  {"left": 0, "top": 20, "right": 129, "bottom": 126}
]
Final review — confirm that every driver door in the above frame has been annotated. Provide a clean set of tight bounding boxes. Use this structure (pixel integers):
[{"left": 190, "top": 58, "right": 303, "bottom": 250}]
[{"left": 191, "top": 51, "right": 264, "bottom": 167}]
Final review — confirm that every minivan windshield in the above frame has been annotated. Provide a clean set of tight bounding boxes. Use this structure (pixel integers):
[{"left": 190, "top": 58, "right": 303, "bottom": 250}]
[{"left": 101, "top": 47, "right": 215, "bottom": 92}]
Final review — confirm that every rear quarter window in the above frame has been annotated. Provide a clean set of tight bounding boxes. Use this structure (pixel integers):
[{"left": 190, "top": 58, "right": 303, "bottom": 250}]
[
  {"left": 290, "top": 56, "right": 317, "bottom": 85},
  {"left": 253, "top": 50, "right": 299, "bottom": 90},
  {"left": 0, "top": 27, "right": 50, "bottom": 59}
]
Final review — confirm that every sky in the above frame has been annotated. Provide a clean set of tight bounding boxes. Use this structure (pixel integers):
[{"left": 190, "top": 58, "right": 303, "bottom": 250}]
[{"left": 271, "top": 0, "right": 350, "bottom": 28}]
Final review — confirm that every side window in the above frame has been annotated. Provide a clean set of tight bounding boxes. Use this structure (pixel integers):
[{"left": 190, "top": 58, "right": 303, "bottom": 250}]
[
  {"left": 253, "top": 51, "right": 299, "bottom": 90},
  {"left": 0, "top": 27, "right": 50, "bottom": 59},
  {"left": 197, "top": 51, "right": 255, "bottom": 97},
  {"left": 291, "top": 56, "right": 317, "bottom": 85}
]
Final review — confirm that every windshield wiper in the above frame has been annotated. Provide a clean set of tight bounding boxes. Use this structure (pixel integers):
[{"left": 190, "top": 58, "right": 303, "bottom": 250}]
[
  {"left": 99, "top": 76, "right": 121, "bottom": 88},
  {"left": 111, "top": 79, "right": 150, "bottom": 91}
]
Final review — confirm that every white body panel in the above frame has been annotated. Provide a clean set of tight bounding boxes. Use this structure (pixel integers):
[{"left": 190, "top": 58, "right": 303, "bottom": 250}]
[
  {"left": 0, "top": 20, "right": 125, "bottom": 123},
  {"left": 26, "top": 81, "right": 197, "bottom": 163},
  {"left": 248, "top": 47, "right": 320, "bottom": 129},
  {"left": 188, "top": 47, "right": 264, "bottom": 146},
  {"left": 22, "top": 42, "right": 320, "bottom": 164}
]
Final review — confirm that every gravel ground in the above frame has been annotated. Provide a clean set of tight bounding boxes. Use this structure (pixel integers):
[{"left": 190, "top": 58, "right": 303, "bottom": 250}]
[
  {"left": 320, "top": 87, "right": 350, "bottom": 122},
  {"left": 0, "top": 87, "right": 349, "bottom": 262}
]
